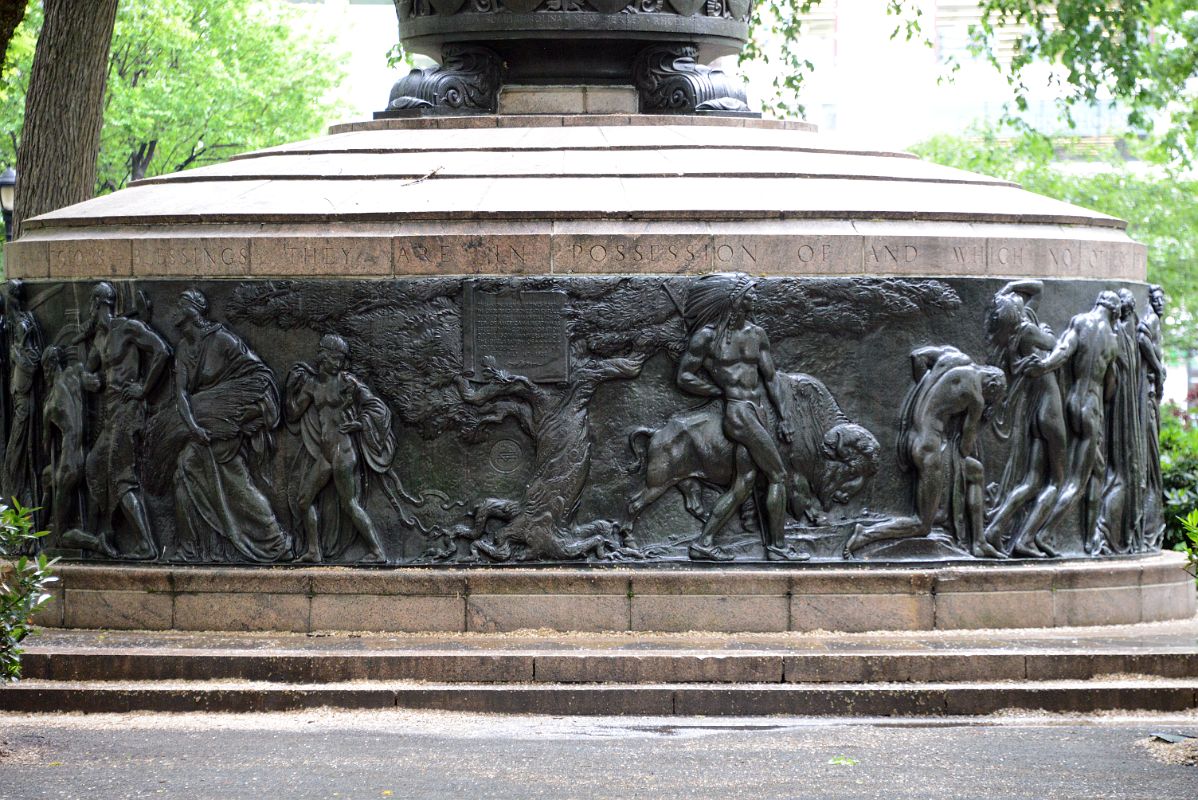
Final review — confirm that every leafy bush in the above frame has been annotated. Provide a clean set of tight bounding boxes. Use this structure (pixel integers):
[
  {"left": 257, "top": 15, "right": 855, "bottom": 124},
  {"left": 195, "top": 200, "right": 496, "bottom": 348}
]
[
  {"left": 1160, "top": 404, "right": 1198, "bottom": 576},
  {"left": 0, "top": 503, "right": 56, "bottom": 682},
  {"left": 1176, "top": 510, "right": 1198, "bottom": 582}
]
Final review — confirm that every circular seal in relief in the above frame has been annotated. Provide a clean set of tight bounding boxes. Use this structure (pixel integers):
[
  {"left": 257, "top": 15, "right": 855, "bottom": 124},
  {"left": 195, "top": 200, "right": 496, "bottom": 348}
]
[{"left": 489, "top": 439, "right": 524, "bottom": 474}]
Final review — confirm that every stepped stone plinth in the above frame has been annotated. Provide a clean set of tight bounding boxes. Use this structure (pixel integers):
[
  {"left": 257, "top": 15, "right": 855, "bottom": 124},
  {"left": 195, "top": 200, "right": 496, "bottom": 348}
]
[{"left": 1, "top": 0, "right": 1190, "bottom": 634}]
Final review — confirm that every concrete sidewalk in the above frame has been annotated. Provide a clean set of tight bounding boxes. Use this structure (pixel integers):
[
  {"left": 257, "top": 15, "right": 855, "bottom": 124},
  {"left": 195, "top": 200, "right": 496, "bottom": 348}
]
[{"left": 1, "top": 710, "right": 1196, "bottom": 799}]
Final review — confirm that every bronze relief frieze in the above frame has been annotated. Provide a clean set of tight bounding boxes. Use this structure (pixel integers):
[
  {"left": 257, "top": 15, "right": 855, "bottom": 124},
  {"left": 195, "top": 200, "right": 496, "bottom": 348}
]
[{"left": 1, "top": 271, "right": 1164, "bottom": 566}]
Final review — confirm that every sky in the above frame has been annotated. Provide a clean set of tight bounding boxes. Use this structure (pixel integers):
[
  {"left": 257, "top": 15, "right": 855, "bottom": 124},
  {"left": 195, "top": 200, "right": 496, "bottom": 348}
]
[{"left": 286, "top": 0, "right": 1098, "bottom": 151}]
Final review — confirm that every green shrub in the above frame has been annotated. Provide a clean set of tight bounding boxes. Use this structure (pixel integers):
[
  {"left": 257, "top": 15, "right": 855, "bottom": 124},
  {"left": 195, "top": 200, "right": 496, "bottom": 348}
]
[
  {"left": 0, "top": 502, "right": 56, "bottom": 682},
  {"left": 1160, "top": 404, "right": 1198, "bottom": 576},
  {"left": 1176, "top": 510, "right": 1198, "bottom": 582}
]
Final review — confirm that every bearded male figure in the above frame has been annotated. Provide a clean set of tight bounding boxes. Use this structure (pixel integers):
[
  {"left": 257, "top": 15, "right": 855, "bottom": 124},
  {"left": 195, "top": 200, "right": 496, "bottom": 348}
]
[{"left": 76, "top": 281, "right": 170, "bottom": 559}]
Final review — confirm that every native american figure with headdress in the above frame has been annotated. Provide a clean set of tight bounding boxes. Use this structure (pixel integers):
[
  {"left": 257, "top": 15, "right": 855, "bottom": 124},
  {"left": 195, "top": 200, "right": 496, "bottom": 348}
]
[{"left": 674, "top": 272, "right": 805, "bottom": 561}]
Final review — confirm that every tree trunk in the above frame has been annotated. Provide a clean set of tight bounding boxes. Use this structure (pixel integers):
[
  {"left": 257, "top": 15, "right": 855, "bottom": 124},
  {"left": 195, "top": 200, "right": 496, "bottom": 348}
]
[
  {"left": 130, "top": 139, "right": 156, "bottom": 183},
  {"left": 0, "top": 0, "right": 28, "bottom": 81},
  {"left": 13, "top": 0, "right": 118, "bottom": 238}
]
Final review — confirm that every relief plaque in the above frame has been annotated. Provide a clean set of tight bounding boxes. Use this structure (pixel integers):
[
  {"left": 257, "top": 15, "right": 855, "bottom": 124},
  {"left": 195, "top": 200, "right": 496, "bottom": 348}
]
[{"left": 462, "top": 282, "right": 569, "bottom": 382}]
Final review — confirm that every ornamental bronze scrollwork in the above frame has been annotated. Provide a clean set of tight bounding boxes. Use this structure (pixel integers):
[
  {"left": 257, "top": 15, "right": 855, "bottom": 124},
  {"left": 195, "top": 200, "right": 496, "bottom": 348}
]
[
  {"left": 386, "top": 44, "right": 504, "bottom": 114},
  {"left": 633, "top": 44, "right": 750, "bottom": 113}
]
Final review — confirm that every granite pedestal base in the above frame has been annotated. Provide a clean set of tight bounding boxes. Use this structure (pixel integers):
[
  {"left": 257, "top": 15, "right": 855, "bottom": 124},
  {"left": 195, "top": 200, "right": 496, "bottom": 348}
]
[{"left": 27, "top": 552, "right": 1195, "bottom": 634}]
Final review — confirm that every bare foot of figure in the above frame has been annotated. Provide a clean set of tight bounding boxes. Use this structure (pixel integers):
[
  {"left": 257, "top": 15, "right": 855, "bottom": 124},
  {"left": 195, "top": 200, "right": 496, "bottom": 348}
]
[
  {"left": 359, "top": 548, "right": 386, "bottom": 564},
  {"left": 973, "top": 540, "right": 1006, "bottom": 559},
  {"left": 1011, "top": 542, "right": 1046, "bottom": 558},
  {"left": 126, "top": 543, "right": 157, "bottom": 561},
  {"left": 842, "top": 523, "right": 865, "bottom": 560},
  {"left": 297, "top": 547, "right": 322, "bottom": 564},
  {"left": 1035, "top": 536, "right": 1060, "bottom": 558}
]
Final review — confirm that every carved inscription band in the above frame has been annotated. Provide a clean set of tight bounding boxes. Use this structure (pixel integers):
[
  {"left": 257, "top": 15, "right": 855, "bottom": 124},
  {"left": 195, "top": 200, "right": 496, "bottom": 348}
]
[{"left": 6, "top": 234, "right": 1148, "bottom": 281}]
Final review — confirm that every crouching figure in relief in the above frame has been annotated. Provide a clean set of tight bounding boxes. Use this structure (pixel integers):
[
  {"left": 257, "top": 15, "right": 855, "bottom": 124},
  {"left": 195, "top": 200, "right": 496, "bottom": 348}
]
[{"left": 844, "top": 346, "right": 1005, "bottom": 558}]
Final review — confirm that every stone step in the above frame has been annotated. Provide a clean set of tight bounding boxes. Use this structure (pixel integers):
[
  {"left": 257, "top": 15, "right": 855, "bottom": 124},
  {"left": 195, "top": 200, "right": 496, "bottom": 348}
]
[
  {"left": 17, "top": 647, "right": 1198, "bottom": 685},
  {"left": 3, "top": 679, "right": 1196, "bottom": 716}
]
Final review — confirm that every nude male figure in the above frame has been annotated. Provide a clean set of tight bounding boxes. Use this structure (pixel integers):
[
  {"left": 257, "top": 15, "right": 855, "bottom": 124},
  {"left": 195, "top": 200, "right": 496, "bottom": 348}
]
[
  {"left": 1022, "top": 290, "right": 1121, "bottom": 554},
  {"left": 984, "top": 280, "right": 1068, "bottom": 558},
  {"left": 676, "top": 273, "right": 803, "bottom": 561},
  {"left": 844, "top": 346, "right": 1005, "bottom": 557},
  {"left": 78, "top": 281, "right": 170, "bottom": 559}
]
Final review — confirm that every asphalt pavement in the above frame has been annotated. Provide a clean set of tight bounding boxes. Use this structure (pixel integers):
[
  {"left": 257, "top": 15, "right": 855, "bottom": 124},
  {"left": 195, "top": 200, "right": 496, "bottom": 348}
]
[{"left": 1, "top": 711, "right": 1197, "bottom": 799}]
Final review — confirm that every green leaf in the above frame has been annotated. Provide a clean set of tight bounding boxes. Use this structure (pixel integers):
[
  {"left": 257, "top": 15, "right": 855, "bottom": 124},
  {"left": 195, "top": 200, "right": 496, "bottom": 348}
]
[{"left": 1, "top": 0, "right": 352, "bottom": 192}]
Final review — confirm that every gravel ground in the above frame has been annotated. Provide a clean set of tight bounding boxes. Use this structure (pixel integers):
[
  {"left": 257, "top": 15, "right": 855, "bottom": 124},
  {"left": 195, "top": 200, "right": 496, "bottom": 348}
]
[{"left": 1, "top": 711, "right": 1196, "bottom": 799}]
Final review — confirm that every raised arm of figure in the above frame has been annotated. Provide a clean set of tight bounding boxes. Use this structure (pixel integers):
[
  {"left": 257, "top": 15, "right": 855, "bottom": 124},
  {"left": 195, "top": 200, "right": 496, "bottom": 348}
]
[
  {"left": 999, "top": 279, "right": 1044, "bottom": 311},
  {"left": 132, "top": 320, "right": 171, "bottom": 397},
  {"left": 676, "top": 327, "right": 720, "bottom": 398},
  {"left": 1027, "top": 323, "right": 1077, "bottom": 376}
]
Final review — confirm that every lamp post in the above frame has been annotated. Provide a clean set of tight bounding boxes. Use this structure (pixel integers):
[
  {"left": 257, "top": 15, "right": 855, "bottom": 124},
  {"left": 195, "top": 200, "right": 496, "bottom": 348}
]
[{"left": 0, "top": 167, "right": 15, "bottom": 243}]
